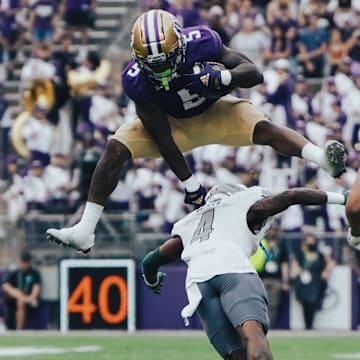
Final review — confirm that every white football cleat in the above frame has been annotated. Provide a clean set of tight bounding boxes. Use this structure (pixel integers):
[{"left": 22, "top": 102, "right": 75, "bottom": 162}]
[
  {"left": 323, "top": 140, "right": 346, "bottom": 178},
  {"left": 46, "top": 226, "right": 94, "bottom": 254}
]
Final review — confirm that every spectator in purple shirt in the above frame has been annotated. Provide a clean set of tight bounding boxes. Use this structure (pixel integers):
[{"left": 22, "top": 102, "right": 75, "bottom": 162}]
[
  {"left": 0, "top": 82, "right": 10, "bottom": 161},
  {"left": 167, "top": 0, "right": 202, "bottom": 27},
  {"left": 0, "top": 0, "right": 21, "bottom": 80},
  {"left": 264, "top": 24, "right": 292, "bottom": 64},
  {"left": 142, "top": 0, "right": 170, "bottom": 11},
  {"left": 0, "top": 32, "right": 5, "bottom": 81},
  {"left": 198, "top": 4, "right": 231, "bottom": 45},
  {"left": 267, "top": 59, "right": 295, "bottom": 124},
  {"left": 238, "top": 0, "right": 266, "bottom": 31},
  {"left": 330, "top": 97, "right": 347, "bottom": 128},
  {"left": 62, "top": 0, "right": 96, "bottom": 48},
  {"left": 272, "top": 2, "right": 297, "bottom": 34},
  {"left": 28, "top": 0, "right": 60, "bottom": 51}
]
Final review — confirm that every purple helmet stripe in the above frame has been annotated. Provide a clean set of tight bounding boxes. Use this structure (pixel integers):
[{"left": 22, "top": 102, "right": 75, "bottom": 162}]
[
  {"left": 153, "top": 11, "right": 163, "bottom": 54},
  {"left": 143, "top": 13, "right": 152, "bottom": 55}
]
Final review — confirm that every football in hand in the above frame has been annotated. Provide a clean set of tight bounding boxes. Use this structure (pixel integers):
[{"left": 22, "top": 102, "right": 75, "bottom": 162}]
[
  {"left": 207, "top": 61, "right": 227, "bottom": 71},
  {"left": 192, "top": 61, "right": 226, "bottom": 74},
  {"left": 191, "top": 61, "right": 229, "bottom": 99}
]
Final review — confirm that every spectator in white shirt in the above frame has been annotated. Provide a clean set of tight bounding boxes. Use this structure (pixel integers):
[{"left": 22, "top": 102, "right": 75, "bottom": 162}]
[
  {"left": 334, "top": 57, "right": 356, "bottom": 96},
  {"left": 291, "top": 75, "right": 312, "bottom": 123},
  {"left": 107, "top": 165, "right": 137, "bottom": 212},
  {"left": 20, "top": 42, "right": 56, "bottom": 86},
  {"left": 215, "top": 153, "right": 242, "bottom": 185},
  {"left": 22, "top": 160, "right": 47, "bottom": 212},
  {"left": 43, "top": 153, "right": 72, "bottom": 213},
  {"left": 89, "top": 82, "right": 120, "bottom": 133},
  {"left": 311, "top": 77, "right": 339, "bottom": 125},
  {"left": 305, "top": 112, "right": 329, "bottom": 149},
  {"left": 0, "top": 155, "right": 25, "bottom": 224},
  {"left": 229, "top": 16, "right": 269, "bottom": 70},
  {"left": 194, "top": 160, "right": 217, "bottom": 191},
  {"left": 155, "top": 176, "right": 187, "bottom": 232},
  {"left": 22, "top": 102, "right": 55, "bottom": 166},
  {"left": 133, "top": 159, "right": 167, "bottom": 223}
]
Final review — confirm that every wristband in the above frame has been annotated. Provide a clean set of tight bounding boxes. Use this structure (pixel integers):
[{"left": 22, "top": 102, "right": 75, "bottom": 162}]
[
  {"left": 326, "top": 191, "right": 346, "bottom": 205},
  {"left": 182, "top": 174, "right": 200, "bottom": 192},
  {"left": 220, "top": 70, "right": 232, "bottom": 86},
  {"left": 142, "top": 273, "right": 160, "bottom": 287}
]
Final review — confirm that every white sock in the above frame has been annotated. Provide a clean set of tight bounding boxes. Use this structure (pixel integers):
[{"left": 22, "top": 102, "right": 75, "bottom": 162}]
[
  {"left": 326, "top": 192, "right": 346, "bottom": 205},
  {"left": 301, "top": 143, "right": 326, "bottom": 168},
  {"left": 77, "top": 202, "right": 104, "bottom": 234}
]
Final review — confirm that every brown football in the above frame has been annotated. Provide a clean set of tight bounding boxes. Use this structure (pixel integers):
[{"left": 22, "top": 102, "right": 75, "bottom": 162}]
[
  {"left": 207, "top": 61, "right": 227, "bottom": 71},
  {"left": 192, "top": 61, "right": 226, "bottom": 74}
]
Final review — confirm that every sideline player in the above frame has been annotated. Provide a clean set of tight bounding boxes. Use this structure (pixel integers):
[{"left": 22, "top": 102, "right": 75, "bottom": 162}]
[
  {"left": 141, "top": 183, "right": 348, "bottom": 360},
  {"left": 46, "top": 9, "right": 346, "bottom": 253}
]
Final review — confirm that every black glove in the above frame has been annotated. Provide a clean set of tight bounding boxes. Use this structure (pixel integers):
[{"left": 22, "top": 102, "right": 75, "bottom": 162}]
[
  {"left": 184, "top": 185, "right": 207, "bottom": 208},
  {"left": 184, "top": 62, "right": 230, "bottom": 99}
]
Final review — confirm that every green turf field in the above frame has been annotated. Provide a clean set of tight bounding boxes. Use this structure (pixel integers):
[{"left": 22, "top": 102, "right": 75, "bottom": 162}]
[{"left": 0, "top": 332, "right": 359, "bottom": 360}]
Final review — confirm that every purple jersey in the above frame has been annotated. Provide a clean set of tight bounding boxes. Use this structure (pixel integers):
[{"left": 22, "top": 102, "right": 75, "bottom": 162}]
[
  {"left": 122, "top": 25, "right": 223, "bottom": 118},
  {"left": 65, "top": 0, "right": 91, "bottom": 11},
  {"left": 0, "top": 0, "right": 20, "bottom": 31},
  {"left": 31, "top": 0, "right": 58, "bottom": 30}
]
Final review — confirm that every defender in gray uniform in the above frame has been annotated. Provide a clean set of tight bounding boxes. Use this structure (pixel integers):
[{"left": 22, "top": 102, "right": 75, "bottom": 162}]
[{"left": 141, "top": 183, "right": 348, "bottom": 359}]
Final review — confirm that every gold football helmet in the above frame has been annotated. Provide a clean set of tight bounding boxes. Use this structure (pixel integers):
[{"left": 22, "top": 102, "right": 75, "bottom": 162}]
[{"left": 131, "top": 9, "right": 186, "bottom": 90}]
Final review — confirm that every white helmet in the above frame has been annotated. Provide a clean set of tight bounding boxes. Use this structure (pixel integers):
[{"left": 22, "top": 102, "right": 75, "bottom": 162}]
[{"left": 205, "top": 183, "right": 247, "bottom": 203}]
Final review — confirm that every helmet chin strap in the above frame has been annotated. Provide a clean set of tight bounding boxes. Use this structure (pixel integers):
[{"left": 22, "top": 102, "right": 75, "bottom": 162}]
[{"left": 154, "top": 69, "right": 172, "bottom": 91}]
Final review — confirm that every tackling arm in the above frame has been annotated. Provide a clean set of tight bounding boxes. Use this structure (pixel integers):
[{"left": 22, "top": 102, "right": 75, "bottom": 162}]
[
  {"left": 141, "top": 236, "right": 183, "bottom": 293},
  {"left": 219, "top": 46, "right": 264, "bottom": 89},
  {"left": 247, "top": 188, "right": 346, "bottom": 233}
]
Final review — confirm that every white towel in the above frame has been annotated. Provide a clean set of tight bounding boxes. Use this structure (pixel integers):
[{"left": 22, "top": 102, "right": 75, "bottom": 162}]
[{"left": 180, "top": 282, "right": 202, "bottom": 327}]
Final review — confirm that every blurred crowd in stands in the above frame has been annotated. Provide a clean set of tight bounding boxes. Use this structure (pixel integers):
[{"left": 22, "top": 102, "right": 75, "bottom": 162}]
[{"left": 1, "top": 0, "right": 360, "bottom": 238}]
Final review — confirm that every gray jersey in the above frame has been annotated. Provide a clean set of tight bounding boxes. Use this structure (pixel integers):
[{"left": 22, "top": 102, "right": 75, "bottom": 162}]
[{"left": 172, "top": 186, "right": 273, "bottom": 284}]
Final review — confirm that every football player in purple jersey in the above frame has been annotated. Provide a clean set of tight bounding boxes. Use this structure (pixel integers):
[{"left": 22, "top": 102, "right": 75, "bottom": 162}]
[{"left": 47, "top": 9, "right": 346, "bottom": 253}]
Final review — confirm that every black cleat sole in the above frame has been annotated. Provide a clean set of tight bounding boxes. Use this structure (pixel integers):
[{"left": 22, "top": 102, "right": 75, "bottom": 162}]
[{"left": 46, "top": 234, "right": 92, "bottom": 255}]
